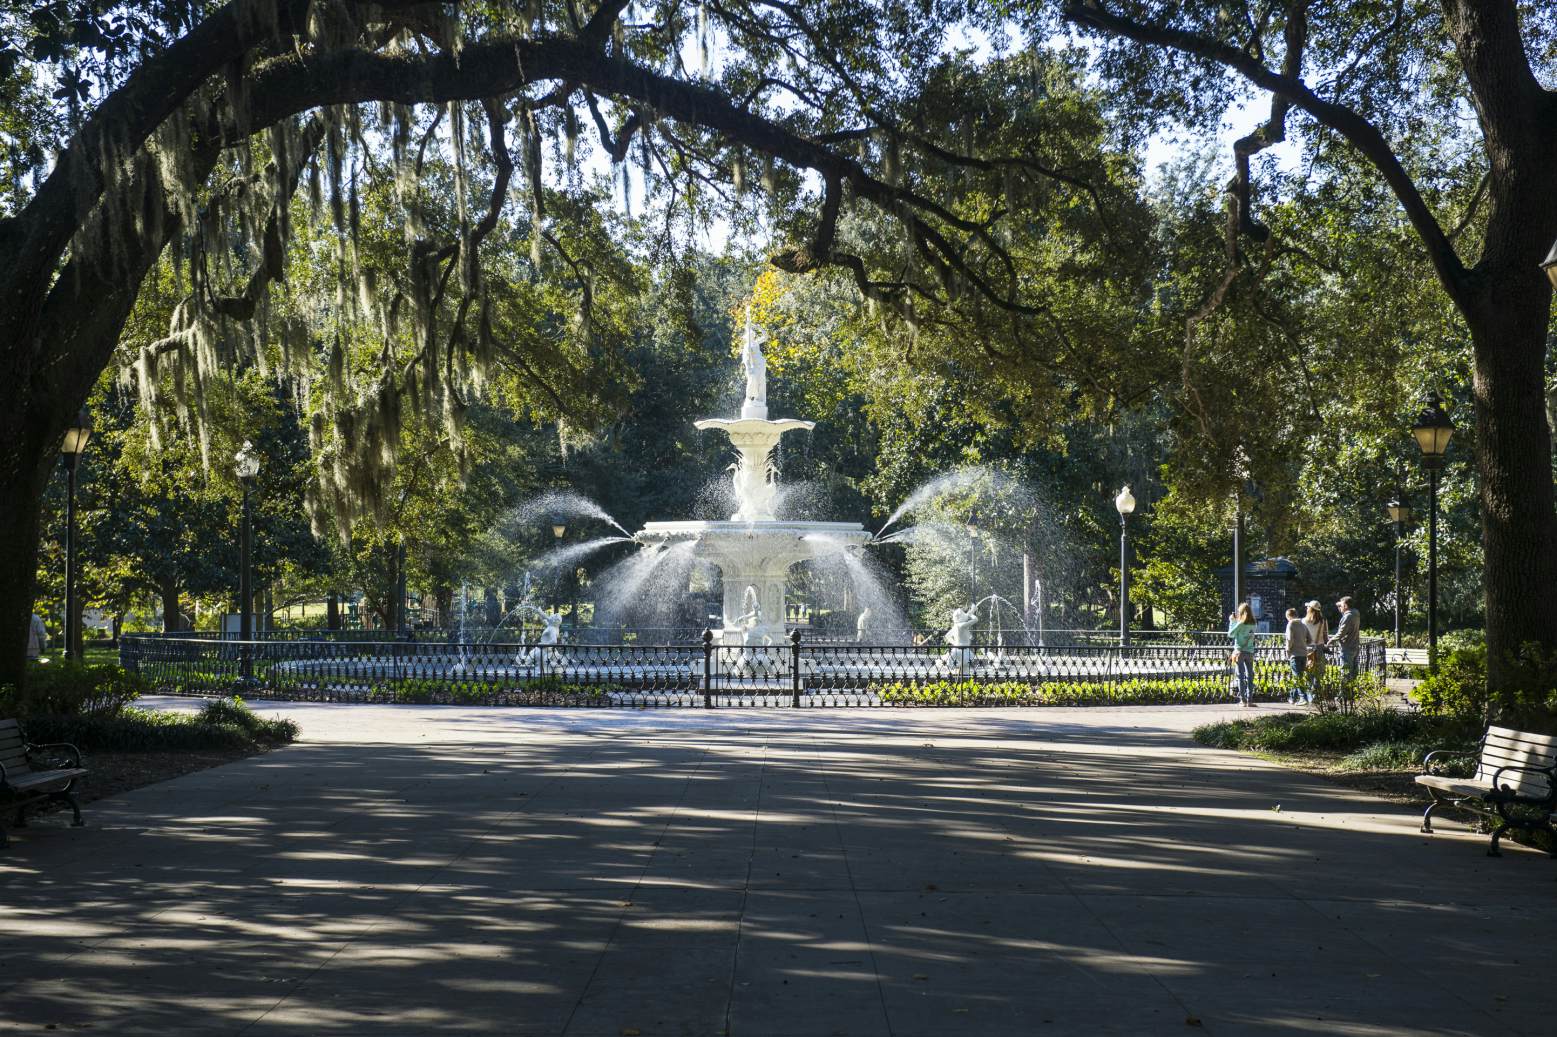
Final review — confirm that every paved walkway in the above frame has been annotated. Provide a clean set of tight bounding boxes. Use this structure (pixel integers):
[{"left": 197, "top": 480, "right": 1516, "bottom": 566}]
[{"left": 2, "top": 701, "right": 1553, "bottom": 1036}]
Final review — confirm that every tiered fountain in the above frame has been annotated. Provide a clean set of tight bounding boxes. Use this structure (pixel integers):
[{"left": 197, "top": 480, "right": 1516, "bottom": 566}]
[{"left": 635, "top": 309, "right": 871, "bottom": 647}]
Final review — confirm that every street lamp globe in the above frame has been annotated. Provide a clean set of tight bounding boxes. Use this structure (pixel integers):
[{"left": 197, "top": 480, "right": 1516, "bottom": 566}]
[
  {"left": 1114, "top": 485, "right": 1136, "bottom": 517},
  {"left": 1542, "top": 237, "right": 1557, "bottom": 290},
  {"left": 61, "top": 407, "right": 93, "bottom": 457},
  {"left": 551, "top": 517, "right": 567, "bottom": 540},
  {"left": 233, "top": 440, "right": 261, "bottom": 480},
  {"left": 1385, "top": 499, "right": 1412, "bottom": 525},
  {"left": 1410, "top": 393, "right": 1454, "bottom": 467}
]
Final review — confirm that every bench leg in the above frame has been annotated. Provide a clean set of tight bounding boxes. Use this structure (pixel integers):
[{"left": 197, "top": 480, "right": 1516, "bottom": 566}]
[
  {"left": 1421, "top": 795, "right": 1440, "bottom": 834},
  {"left": 50, "top": 790, "right": 83, "bottom": 827}
]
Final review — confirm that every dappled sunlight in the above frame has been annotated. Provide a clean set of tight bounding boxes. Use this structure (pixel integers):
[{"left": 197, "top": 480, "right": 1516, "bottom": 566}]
[{"left": 1, "top": 704, "right": 1551, "bottom": 1034}]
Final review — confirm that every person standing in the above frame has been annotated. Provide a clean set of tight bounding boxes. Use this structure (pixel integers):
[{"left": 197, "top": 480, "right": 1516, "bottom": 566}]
[
  {"left": 25, "top": 612, "right": 48, "bottom": 662},
  {"left": 1228, "top": 602, "right": 1258, "bottom": 707},
  {"left": 1303, "top": 601, "right": 1329, "bottom": 705},
  {"left": 1283, "top": 607, "right": 1311, "bottom": 705},
  {"left": 1330, "top": 596, "right": 1361, "bottom": 707}
]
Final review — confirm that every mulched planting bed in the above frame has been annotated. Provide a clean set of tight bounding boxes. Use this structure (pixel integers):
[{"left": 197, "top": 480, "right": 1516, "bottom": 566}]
[{"left": 74, "top": 745, "right": 284, "bottom": 804}]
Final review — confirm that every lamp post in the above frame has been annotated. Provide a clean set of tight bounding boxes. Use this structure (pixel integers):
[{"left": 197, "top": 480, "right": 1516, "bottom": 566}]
[
  {"left": 964, "top": 510, "right": 979, "bottom": 606},
  {"left": 551, "top": 517, "right": 567, "bottom": 622},
  {"left": 60, "top": 408, "right": 93, "bottom": 661},
  {"left": 233, "top": 441, "right": 261, "bottom": 681},
  {"left": 1115, "top": 486, "right": 1136, "bottom": 647},
  {"left": 1410, "top": 394, "right": 1454, "bottom": 666},
  {"left": 1385, "top": 497, "right": 1413, "bottom": 649}
]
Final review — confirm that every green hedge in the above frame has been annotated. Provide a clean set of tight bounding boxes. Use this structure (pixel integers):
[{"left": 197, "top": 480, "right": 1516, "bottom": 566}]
[
  {"left": 1, "top": 660, "right": 146, "bottom": 719},
  {"left": 19, "top": 697, "right": 298, "bottom": 753},
  {"left": 871, "top": 670, "right": 1387, "bottom": 707},
  {"left": 1193, "top": 709, "right": 1477, "bottom": 764}
]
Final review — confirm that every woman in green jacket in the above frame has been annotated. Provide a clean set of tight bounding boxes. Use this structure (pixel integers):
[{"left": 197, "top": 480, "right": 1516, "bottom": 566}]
[{"left": 1228, "top": 602, "right": 1258, "bottom": 707}]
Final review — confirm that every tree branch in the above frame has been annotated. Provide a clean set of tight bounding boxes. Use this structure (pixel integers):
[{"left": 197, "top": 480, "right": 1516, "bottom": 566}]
[{"left": 1063, "top": 1, "right": 1470, "bottom": 309}]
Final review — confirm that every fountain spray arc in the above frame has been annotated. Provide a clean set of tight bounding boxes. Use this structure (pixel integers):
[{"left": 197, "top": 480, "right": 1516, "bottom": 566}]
[{"left": 636, "top": 306, "right": 870, "bottom": 646}]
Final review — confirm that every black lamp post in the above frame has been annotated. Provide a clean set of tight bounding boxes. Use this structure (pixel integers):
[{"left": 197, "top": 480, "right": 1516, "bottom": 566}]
[
  {"left": 1410, "top": 394, "right": 1454, "bottom": 666},
  {"left": 1385, "top": 497, "right": 1413, "bottom": 649},
  {"left": 60, "top": 408, "right": 93, "bottom": 661},
  {"left": 965, "top": 510, "right": 979, "bottom": 606},
  {"left": 233, "top": 441, "right": 261, "bottom": 681},
  {"left": 551, "top": 517, "right": 567, "bottom": 621},
  {"left": 1115, "top": 485, "right": 1136, "bottom": 647}
]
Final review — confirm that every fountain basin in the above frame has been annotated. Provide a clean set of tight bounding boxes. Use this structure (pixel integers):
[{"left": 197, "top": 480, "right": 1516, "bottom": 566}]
[{"left": 637, "top": 520, "right": 871, "bottom": 644}]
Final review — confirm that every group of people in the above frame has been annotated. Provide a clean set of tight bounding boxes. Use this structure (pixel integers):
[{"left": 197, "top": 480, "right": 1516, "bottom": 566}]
[{"left": 1226, "top": 596, "right": 1361, "bottom": 708}]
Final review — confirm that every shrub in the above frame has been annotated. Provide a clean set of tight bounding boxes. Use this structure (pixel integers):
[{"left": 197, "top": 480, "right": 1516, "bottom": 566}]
[
  {"left": 19, "top": 699, "right": 297, "bottom": 753},
  {"left": 1338, "top": 740, "right": 1474, "bottom": 774},
  {"left": 3, "top": 661, "right": 145, "bottom": 719},
  {"left": 1412, "top": 646, "right": 1487, "bottom": 722},
  {"left": 1193, "top": 709, "right": 1474, "bottom": 755}
]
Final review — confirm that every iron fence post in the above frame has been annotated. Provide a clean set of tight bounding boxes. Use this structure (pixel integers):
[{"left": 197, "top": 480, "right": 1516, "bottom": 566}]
[
  {"left": 791, "top": 629, "right": 802, "bottom": 708},
  {"left": 702, "top": 628, "right": 714, "bottom": 709}
]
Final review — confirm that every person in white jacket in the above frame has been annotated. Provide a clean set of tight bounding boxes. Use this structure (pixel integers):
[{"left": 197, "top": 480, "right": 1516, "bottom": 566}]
[
  {"left": 1283, "top": 607, "right": 1311, "bottom": 705},
  {"left": 25, "top": 613, "right": 48, "bottom": 661}
]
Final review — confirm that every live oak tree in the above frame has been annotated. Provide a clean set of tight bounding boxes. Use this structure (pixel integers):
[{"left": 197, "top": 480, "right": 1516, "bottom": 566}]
[
  {"left": 0, "top": 0, "right": 1140, "bottom": 688},
  {"left": 1042, "top": 0, "right": 1557, "bottom": 692}
]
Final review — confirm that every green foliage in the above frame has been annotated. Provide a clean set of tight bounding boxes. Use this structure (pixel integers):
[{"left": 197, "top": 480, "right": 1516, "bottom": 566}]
[
  {"left": 365, "top": 675, "right": 613, "bottom": 705},
  {"left": 1, "top": 661, "right": 145, "bottom": 719},
  {"left": 1413, "top": 645, "right": 1488, "bottom": 723},
  {"left": 1193, "top": 709, "right": 1474, "bottom": 757},
  {"left": 18, "top": 700, "right": 297, "bottom": 753},
  {"left": 874, "top": 675, "right": 1234, "bottom": 706},
  {"left": 1338, "top": 741, "right": 1472, "bottom": 774}
]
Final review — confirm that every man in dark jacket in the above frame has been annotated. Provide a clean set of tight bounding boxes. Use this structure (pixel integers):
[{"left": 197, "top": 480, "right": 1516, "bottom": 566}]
[{"left": 1330, "top": 596, "right": 1361, "bottom": 701}]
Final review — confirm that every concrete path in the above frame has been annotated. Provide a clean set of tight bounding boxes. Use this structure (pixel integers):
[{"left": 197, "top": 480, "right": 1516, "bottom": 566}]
[{"left": 2, "top": 701, "right": 1553, "bottom": 1036}]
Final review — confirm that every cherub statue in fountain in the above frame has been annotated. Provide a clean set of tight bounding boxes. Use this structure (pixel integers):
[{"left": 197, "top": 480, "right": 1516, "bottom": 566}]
[
  {"left": 943, "top": 604, "right": 978, "bottom": 671},
  {"left": 520, "top": 609, "right": 568, "bottom": 669},
  {"left": 741, "top": 303, "right": 767, "bottom": 420},
  {"left": 855, "top": 607, "right": 873, "bottom": 643}
]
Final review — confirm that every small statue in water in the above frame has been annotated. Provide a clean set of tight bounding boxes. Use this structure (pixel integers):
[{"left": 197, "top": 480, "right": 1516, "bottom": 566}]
[
  {"left": 943, "top": 604, "right": 978, "bottom": 670},
  {"left": 855, "top": 607, "right": 873, "bottom": 643},
  {"left": 741, "top": 303, "right": 767, "bottom": 419},
  {"left": 520, "top": 609, "right": 567, "bottom": 668}
]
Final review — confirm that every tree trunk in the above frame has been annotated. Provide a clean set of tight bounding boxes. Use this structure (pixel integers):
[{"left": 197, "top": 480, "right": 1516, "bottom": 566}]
[
  {"left": 326, "top": 592, "right": 340, "bottom": 630},
  {"left": 382, "top": 549, "right": 400, "bottom": 633},
  {"left": 0, "top": 463, "right": 51, "bottom": 689},
  {"left": 1466, "top": 283, "right": 1557, "bottom": 693},
  {"left": 160, "top": 578, "right": 182, "bottom": 633}
]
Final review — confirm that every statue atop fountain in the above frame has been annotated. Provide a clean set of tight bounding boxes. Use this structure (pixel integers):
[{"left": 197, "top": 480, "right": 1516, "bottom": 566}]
[{"left": 741, "top": 304, "right": 768, "bottom": 420}]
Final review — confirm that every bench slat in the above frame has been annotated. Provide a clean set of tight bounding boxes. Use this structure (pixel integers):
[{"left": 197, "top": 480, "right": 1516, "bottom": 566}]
[
  {"left": 1486, "top": 726, "right": 1557, "bottom": 750},
  {"left": 4, "top": 768, "right": 85, "bottom": 790}
]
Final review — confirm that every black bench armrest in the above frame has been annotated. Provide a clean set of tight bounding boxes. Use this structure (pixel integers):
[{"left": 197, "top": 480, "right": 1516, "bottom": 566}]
[
  {"left": 1422, "top": 748, "right": 1478, "bottom": 775},
  {"left": 25, "top": 742, "right": 82, "bottom": 771},
  {"left": 1487, "top": 764, "right": 1557, "bottom": 804}
]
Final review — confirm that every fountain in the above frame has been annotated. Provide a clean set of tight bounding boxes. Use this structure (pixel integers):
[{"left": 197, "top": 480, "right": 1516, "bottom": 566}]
[{"left": 635, "top": 306, "right": 871, "bottom": 647}]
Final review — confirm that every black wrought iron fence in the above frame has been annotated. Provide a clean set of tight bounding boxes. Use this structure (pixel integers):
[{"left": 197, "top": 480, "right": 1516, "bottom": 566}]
[{"left": 121, "top": 632, "right": 1386, "bottom": 708}]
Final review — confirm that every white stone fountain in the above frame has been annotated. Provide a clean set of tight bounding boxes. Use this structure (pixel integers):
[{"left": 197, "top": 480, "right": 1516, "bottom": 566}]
[{"left": 636, "top": 307, "right": 870, "bottom": 646}]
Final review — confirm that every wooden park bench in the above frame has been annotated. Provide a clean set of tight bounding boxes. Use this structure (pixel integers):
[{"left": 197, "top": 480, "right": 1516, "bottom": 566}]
[
  {"left": 0, "top": 719, "right": 87, "bottom": 848},
  {"left": 1417, "top": 725, "right": 1557, "bottom": 856},
  {"left": 1385, "top": 647, "right": 1430, "bottom": 669}
]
